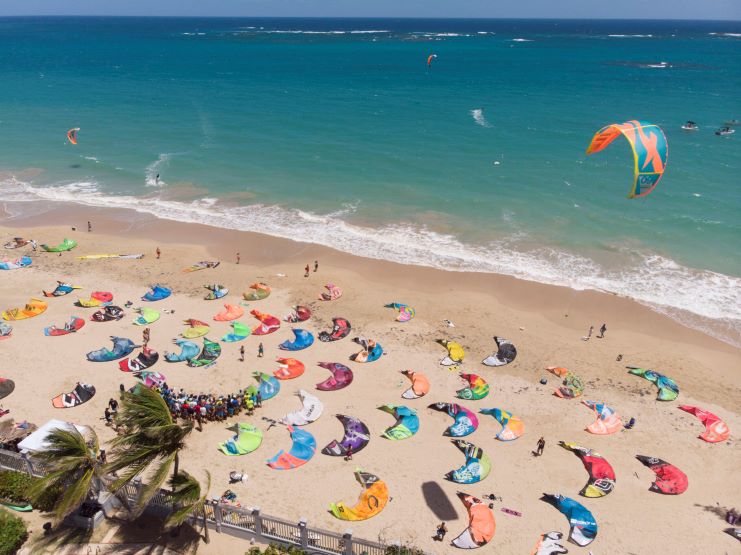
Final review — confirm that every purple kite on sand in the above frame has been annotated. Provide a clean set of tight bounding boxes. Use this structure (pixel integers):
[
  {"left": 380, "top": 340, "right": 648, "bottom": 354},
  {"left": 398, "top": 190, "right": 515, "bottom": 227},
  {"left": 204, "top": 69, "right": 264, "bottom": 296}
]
[
  {"left": 315, "top": 362, "right": 354, "bottom": 391},
  {"left": 322, "top": 415, "right": 371, "bottom": 456}
]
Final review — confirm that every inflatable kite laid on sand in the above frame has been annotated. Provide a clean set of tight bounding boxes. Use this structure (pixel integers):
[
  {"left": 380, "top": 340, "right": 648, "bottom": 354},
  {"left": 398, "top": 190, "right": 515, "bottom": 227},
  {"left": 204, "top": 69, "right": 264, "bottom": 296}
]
[
  {"left": 547, "top": 367, "right": 584, "bottom": 399},
  {"left": 87, "top": 336, "right": 137, "bottom": 362},
  {"left": 214, "top": 304, "right": 244, "bottom": 322},
  {"left": 635, "top": 455, "right": 688, "bottom": 494},
  {"left": 285, "top": 305, "right": 311, "bottom": 323},
  {"left": 439, "top": 340, "right": 464, "bottom": 366},
  {"left": 43, "top": 282, "right": 81, "bottom": 297},
  {"left": 280, "top": 329, "right": 314, "bottom": 351},
  {"left": 183, "top": 260, "right": 219, "bottom": 273},
  {"left": 250, "top": 309, "right": 280, "bottom": 334},
  {"left": 446, "top": 440, "right": 491, "bottom": 484},
  {"left": 351, "top": 338, "right": 383, "bottom": 363},
  {"left": 204, "top": 284, "right": 228, "bottom": 300},
  {"left": 316, "top": 362, "right": 353, "bottom": 391},
  {"left": 479, "top": 408, "right": 524, "bottom": 441},
  {"left": 165, "top": 339, "right": 200, "bottom": 362},
  {"left": 219, "top": 423, "right": 262, "bottom": 456},
  {"left": 531, "top": 531, "right": 569, "bottom": 555},
  {"left": 221, "top": 321, "right": 251, "bottom": 343},
  {"left": 541, "top": 494, "right": 597, "bottom": 547},
  {"left": 452, "top": 492, "right": 496, "bottom": 549},
  {"left": 678, "top": 405, "right": 729, "bottom": 443},
  {"left": 267, "top": 425, "right": 316, "bottom": 469},
  {"left": 52, "top": 383, "right": 95, "bottom": 408},
  {"left": 401, "top": 370, "right": 430, "bottom": 399},
  {"left": 319, "top": 283, "right": 342, "bottom": 301},
  {"left": 181, "top": 319, "right": 210, "bottom": 339},
  {"left": 3, "top": 299, "right": 47, "bottom": 321},
  {"left": 318, "top": 317, "right": 351, "bottom": 342},
  {"left": 582, "top": 401, "right": 622, "bottom": 434},
  {"left": 41, "top": 238, "right": 77, "bottom": 252},
  {"left": 133, "top": 307, "right": 160, "bottom": 326},
  {"left": 273, "top": 358, "right": 305, "bottom": 380},
  {"left": 3, "top": 238, "right": 30, "bottom": 249},
  {"left": 135, "top": 370, "right": 167, "bottom": 389},
  {"left": 243, "top": 282, "right": 271, "bottom": 301},
  {"left": 119, "top": 347, "right": 159, "bottom": 372},
  {"left": 90, "top": 306, "right": 124, "bottom": 322},
  {"left": 457, "top": 373, "right": 489, "bottom": 401},
  {"left": 627, "top": 366, "right": 679, "bottom": 401},
  {"left": 560, "top": 442, "right": 616, "bottom": 498},
  {"left": 0, "top": 379, "right": 16, "bottom": 400},
  {"left": 385, "top": 302, "right": 415, "bottom": 322},
  {"left": 379, "top": 405, "right": 419, "bottom": 440},
  {"left": 0, "top": 257, "right": 32, "bottom": 270},
  {"left": 280, "top": 390, "right": 324, "bottom": 426},
  {"left": 330, "top": 470, "right": 389, "bottom": 521},
  {"left": 322, "top": 415, "right": 370, "bottom": 456},
  {"left": 77, "top": 291, "right": 113, "bottom": 308},
  {"left": 187, "top": 338, "right": 221, "bottom": 368},
  {"left": 482, "top": 337, "right": 517, "bottom": 367},
  {"left": 251, "top": 372, "right": 280, "bottom": 401},
  {"left": 142, "top": 285, "right": 171, "bottom": 302},
  {"left": 44, "top": 316, "right": 85, "bottom": 336},
  {"left": 429, "top": 403, "right": 479, "bottom": 437}
]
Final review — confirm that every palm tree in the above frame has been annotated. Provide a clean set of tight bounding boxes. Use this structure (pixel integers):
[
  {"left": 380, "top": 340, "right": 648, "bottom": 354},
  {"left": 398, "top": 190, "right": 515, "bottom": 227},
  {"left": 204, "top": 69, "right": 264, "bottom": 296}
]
[
  {"left": 106, "top": 386, "right": 193, "bottom": 509},
  {"left": 167, "top": 470, "right": 211, "bottom": 544},
  {"left": 28, "top": 426, "right": 103, "bottom": 525}
]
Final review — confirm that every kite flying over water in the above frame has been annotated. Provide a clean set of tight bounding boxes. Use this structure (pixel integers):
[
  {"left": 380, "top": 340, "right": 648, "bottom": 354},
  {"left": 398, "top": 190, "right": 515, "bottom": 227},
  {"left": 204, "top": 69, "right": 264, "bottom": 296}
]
[{"left": 67, "top": 128, "right": 80, "bottom": 145}]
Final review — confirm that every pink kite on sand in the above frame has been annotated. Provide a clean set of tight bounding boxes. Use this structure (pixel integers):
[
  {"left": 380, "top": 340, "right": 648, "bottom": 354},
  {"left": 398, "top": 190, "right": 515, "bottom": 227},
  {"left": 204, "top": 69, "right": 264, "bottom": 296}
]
[
  {"left": 319, "top": 283, "right": 342, "bottom": 301},
  {"left": 679, "top": 405, "right": 730, "bottom": 443},
  {"left": 251, "top": 309, "right": 280, "bottom": 335}
]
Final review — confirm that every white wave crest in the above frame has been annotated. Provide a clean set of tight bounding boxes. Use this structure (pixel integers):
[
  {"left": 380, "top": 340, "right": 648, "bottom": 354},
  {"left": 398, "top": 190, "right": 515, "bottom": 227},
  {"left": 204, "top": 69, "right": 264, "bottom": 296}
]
[
  {"left": 145, "top": 153, "right": 171, "bottom": 187},
  {"left": 3, "top": 177, "right": 740, "bottom": 346},
  {"left": 511, "top": 38, "right": 533, "bottom": 42},
  {"left": 608, "top": 34, "right": 653, "bottom": 38},
  {"left": 470, "top": 108, "right": 492, "bottom": 128}
]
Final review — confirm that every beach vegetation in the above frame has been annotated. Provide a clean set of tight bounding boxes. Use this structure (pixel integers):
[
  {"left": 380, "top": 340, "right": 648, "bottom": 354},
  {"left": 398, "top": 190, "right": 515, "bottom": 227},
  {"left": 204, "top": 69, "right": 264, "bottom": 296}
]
[
  {"left": 245, "top": 545, "right": 308, "bottom": 555},
  {"left": 106, "top": 386, "right": 194, "bottom": 510},
  {"left": 0, "top": 470, "right": 61, "bottom": 512},
  {"left": 0, "top": 508, "right": 28, "bottom": 555},
  {"left": 27, "top": 426, "right": 104, "bottom": 525},
  {"left": 166, "top": 470, "right": 211, "bottom": 544}
]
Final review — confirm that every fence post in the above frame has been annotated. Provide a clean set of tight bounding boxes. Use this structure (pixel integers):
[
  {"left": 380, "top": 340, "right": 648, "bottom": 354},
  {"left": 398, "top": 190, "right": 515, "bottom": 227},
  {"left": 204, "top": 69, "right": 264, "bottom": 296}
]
[
  {"left": 252, "top": 506, "right": 263, "bottom": 541},
  {"left": 21, "top": 453, "right": 34, "bottom": 477},
  {"left": 343, "top": 529, "right": 353, "bottom": 555},
  {"left": 298, "top": 518, "right": 308, "bottom": 549},
  {"left": 213, "top": 502, "right": 223, "bottom": 533}
]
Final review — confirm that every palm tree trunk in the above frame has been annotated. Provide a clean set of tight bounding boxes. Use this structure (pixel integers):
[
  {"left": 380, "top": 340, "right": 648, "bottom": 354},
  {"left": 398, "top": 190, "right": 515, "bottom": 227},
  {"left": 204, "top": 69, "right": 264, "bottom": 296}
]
[
  {"left": 202, "top": 507, "right": 210, "bottom": 544},
  {"left": 172, "top": 454, "right": 179, "bottom": 485}
]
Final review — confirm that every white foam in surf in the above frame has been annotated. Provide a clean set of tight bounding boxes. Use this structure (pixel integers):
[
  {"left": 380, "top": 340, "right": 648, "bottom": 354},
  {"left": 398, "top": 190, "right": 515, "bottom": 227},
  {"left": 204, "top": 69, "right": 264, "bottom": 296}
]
[
  {"left": 145, "top": 153, "right": 171, "bottom": 187},
  {"left": 608, "top": 34, "right": 653, "bottom": 38},
  {"left": 511, "top": 38, "right": 533, "bottom": 42},
  {"left": 470, "top": 108, "right": 492, "bottom": 128},
  {"left": 3, "top": 176, "right": 740, "bottom": 346}
]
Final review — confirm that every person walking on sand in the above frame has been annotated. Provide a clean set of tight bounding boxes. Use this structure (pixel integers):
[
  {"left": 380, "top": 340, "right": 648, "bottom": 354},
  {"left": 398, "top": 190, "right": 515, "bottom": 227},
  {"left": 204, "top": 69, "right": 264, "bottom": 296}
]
[
  {"left": 434, "top": 522, "right": 447, "bottom": 541},
  {"left": 30, "top": 239, "right": 37, "bottom": 251},
  {"left": 87, "top": 221, "right": 92, "bottom": 232},
  {"left": 582, "top": 325, "right": 593, "bottom": 341},
  {"left": 143, "top": 327, "right": 150, "bottom": 346},
  {"left": 598, "top": 323, "right": 607, "bottom": 339},
  {"left": 304, "top": 264, "right": 310, "bottom": 277},
  {"left": 156, "top": 247, "right": 161, "bottom": 259},
  {"left": 536, "top": 436, "right": 545, "bottom": 456},
  {"left": 236, "top": 252, "right": 240, "bottom": 265},
  {"left": 314, "top": 260, "right": 318, "bottom": 272},
  {"left": 258, "top": 342, "right": 264, "bottom": 358},
  {"left": 344, "top": 445, "right": 353, "bottom": 461},
  {"left": 239, "top": 345, "right": 245, "bottom": 362}
]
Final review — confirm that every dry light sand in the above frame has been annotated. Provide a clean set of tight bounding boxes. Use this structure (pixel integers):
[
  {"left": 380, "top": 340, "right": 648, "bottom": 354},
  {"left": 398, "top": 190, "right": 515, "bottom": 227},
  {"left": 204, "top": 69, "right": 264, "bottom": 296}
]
[{"left": 0, "top": 204, "right": 739, "bottom": 555}]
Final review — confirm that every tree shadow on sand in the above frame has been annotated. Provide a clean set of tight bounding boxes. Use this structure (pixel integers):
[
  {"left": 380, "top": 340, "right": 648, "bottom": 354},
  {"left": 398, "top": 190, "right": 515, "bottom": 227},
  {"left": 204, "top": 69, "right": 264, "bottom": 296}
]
[{"left": 421, "top": 481, "right": 458, "bottom": 521}]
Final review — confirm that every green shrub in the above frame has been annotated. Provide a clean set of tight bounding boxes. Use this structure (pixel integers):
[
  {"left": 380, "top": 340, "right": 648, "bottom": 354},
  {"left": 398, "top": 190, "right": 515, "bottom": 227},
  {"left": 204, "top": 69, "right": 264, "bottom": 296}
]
[
  {"left": 0, "top": 471, "right": 61, "bottom": 512},
  {"left": 0, "top": 509, "right": 28, "bottom": 555}
]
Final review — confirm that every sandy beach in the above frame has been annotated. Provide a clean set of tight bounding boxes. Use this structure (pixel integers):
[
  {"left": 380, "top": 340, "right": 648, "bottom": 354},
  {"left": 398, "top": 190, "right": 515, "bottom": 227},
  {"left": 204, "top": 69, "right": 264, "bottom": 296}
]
[{"left": 1, "top": 202, "right": 739, "bottom": 554}]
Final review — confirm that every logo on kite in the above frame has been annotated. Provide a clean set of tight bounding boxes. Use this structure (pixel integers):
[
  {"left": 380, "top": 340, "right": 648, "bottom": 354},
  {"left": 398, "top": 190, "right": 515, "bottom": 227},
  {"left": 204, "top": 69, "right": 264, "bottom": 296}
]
[
  {"left": 586, "top": 120, "right": 668, "bottom": 198},
  {"left": 67, "top": 128, "right": 80, "bottom": 145}
]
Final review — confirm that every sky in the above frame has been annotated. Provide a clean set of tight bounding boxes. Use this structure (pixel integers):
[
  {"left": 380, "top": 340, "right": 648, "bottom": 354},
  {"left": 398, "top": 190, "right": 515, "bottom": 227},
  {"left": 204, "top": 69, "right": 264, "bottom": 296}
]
[{"left": 0, "top": 0, "right": 739, "bottom": 20}]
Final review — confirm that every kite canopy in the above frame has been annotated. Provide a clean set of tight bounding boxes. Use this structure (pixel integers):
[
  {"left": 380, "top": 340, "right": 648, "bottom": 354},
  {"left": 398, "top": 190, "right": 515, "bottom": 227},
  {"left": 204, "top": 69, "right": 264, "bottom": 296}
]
[
  {"left": 44, "top": 316, "right": 85, "bottom": 336},
  {"left": 636, "top": 455, "right": 688, "bottom": 495},
  {"left": 214, "top": 304, "right": 245, "bottom": 322},
  {"left": 135, "top": 370, "right": 167, "bottom": 389},
  {"left": 266, "top": 425, "right": 316, "bottom": 470},
  {"left": 281, "top": 389, "right": 324, "bottom": 426},
  {"left": 532, "top": 531, "right": 568, "bottom": 555},
  {"left": 582, "top": 401, "right": 622, "bottom": 434},
  {"left": 322, "top": 415, "right": 370, "bottom": 456},
  {"left": 438, "top": 340, "right": 465, "bottom": 366},
  {"left": 330, "top": 470, "right": 389, "bottom": 521},
  {"left": 457, "top": 373, "right": 489, "bottom": 401},
  {"left": 119, "top": 347, "right": 159, "bottom": 372},
  {"left": 204, "top": 284, "right": 228, "bottom": 300},
  {"left": 385, "top": 302, "right": 415, "bottom": 322},
  {"left": 52, "top": 383, "right": 95, "bottom": 408},
  {"left": 133, "top": 307, "right": 160, "bottom": 326},
  {"left": 250, "top": 309, "right": 280, "bottom": 334},
  {"left": 351, "top": 338, "right": 383, "bottom": 363},
  {"left": 187, "top": 338, "right": 221, "bottom": 368},
  {"left": 221, "top": 321, "right": 251, "bottom": 342},
  {"left": 90, "top": 306, "right": 124, "bottom": 322},
  {"left": 182, "top": 319, "right": 210, "bottom": 339},
  {"left": 318, "top": 317, "right": 351, "bottom": 342},
  {"left": 219, "top": 423, "right": 263, "bottom": 456},
  {"left": 541, "top": 494, "right": 597, "bottom": 547},
  {"left": 627, "top": 366, "right": 679, "bottom": 401},
  {"left": 0, "top": 256, "right": 32, "bottom": 270},
  {"left": 586, "top": 120, "right": 668, "bottom": 198},
  {"left": 401, "top": 370, "right": 430, "bottom": 400},
  {"left": 316, "top": 362, "right": 354, "bottom": 391},
  {"left": 452, "top": 492, "right": 496, "bottom": 549},
  {"left": 43, "top": 282, "right": 80, "bottom": 297},
  {"left": 379, "top": 405, "right": 419, "bottom": 440},
  {"left": 547, "top": 366, "right": 584, "bottom": 399},
  {"left": 446, "top": 440, "right": 491, "bottom": 484},
  {"left": 279, "top": 329, "right": 315, "bottom": 351},
  {"left": 142, "top": 285, "right": 171, "bottom": 302},
  {"left": 273, "top": 358, "right": 305, "bottom": 380},
  {"left": 243, "top": 282, "right": 271, "bottom": 301},
  {"left": 165, "top": 339, "right": 200, "bottom": 362},
  {"left": 2, "top": 299, "right": 47, "bottom": 321},
  {"left": 429, "top": 403, "right": 479, "bottom": 437},
  {"left": 479, "top": 408, "right": 524, "bottom": 441},
  {"left": 285, "top": 305, "right": 311, "bottom": 323},
  {"left": 482, "top": 337, "right": 517, "bottom": 367},
  {"left": 251, "top": 372, "right": 280, "bottom": 401},
  {"left": 86, "top": 336, "right": 136, "bottom": 362},
  {"left": 183, "top": 260, "right": 220, "bottom": 273},
  {"left": 40, "top": 239, "right": 77, "bottom": 253},
  {"left": 560, "top": 442, "right": 616, "bottom": 498},
  {"left": 678, "top": 405, "right": 729, "bottom": 443},
  {"left": 67, "top": 127, "right": 79, "bottom": 144},
  {"left": 0, "top": 379, "right": 15, "bottom": 400},
  {"left": 3, "top": 238, "right": 30, "bottom": 249},
  {"left": 319, "top": 283, "right": 342, "bottom": 301}
]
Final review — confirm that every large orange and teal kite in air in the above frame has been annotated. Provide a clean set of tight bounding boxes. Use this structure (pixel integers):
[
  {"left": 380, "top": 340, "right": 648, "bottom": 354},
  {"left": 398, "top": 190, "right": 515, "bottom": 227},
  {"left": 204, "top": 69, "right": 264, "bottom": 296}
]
[{"left": 586, "top": 120, "right": 668, "bottom": 198}]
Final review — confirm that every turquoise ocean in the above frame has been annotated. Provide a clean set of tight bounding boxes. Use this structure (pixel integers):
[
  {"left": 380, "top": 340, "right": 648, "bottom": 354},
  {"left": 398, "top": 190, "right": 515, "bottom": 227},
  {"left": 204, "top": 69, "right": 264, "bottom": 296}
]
[{"left": 0, "top": 18, "right": 739, "bottom": 344}]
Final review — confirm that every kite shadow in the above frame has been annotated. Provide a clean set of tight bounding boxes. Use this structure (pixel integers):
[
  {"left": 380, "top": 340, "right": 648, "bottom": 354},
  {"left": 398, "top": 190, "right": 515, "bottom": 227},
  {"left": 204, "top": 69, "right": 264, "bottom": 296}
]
[{"left": 421, "top": 481, "right": 458, "bottom": 520}]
